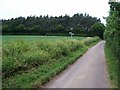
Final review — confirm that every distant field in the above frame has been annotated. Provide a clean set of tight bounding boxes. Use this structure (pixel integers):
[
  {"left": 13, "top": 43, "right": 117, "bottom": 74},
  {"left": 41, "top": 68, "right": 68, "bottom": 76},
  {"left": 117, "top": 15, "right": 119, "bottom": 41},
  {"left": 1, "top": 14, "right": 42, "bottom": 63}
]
[{"left": 2, "top": 35, "right": 86, "bottom": 42}]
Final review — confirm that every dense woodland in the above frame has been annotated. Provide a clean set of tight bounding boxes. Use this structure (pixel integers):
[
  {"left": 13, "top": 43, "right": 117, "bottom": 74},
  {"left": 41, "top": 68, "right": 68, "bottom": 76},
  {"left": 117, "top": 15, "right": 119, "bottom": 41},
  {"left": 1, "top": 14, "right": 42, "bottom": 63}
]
[{"left": 2, "top": 13, "right": 105, "bottom": 38}]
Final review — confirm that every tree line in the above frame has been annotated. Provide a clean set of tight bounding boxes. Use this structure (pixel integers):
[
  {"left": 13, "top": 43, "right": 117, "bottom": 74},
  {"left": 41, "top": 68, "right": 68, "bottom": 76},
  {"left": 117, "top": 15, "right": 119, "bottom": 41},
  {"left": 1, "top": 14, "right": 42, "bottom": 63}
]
[{"left": 2, "top": 13, "right": 105, "bottom": 38}]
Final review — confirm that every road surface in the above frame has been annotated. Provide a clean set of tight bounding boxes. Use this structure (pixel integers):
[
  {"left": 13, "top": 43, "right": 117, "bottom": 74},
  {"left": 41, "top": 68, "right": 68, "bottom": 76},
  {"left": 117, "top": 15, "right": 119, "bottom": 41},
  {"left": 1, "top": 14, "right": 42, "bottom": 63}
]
[{"left": 43, "top": 41, "right": 109, "bottom": 88}]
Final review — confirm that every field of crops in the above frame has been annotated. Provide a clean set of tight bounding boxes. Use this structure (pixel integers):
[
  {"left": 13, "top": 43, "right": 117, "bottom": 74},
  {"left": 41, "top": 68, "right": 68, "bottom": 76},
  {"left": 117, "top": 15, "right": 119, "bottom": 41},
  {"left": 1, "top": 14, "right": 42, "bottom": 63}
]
[
  {"left": 2, "top": 35, "right": 85, "bottom": 42},
  {"left": 2, "top": 35, "right": 100, "bottom": 88}
]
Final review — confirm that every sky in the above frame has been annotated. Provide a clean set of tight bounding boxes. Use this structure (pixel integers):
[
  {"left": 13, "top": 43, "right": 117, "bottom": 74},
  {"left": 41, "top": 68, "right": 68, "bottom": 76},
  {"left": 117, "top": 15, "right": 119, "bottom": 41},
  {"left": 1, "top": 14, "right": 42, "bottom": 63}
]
[{"left": 0, "top": 0, "right": 110, "bottom": 24}]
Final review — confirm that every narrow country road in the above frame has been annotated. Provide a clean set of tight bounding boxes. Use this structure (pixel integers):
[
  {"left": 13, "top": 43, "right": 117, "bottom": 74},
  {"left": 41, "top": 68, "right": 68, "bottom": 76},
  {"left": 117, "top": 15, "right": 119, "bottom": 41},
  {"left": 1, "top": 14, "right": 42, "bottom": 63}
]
[{"left": 43, "top": 41, "right": 109, "bottom": 88}]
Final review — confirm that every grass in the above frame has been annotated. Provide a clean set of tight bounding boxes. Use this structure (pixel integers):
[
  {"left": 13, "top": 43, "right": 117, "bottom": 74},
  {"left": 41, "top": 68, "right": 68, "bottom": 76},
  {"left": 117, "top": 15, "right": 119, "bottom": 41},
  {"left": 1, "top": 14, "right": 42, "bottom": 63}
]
[
  {"left": 3, "top": 47, "right": 87, "bottom": 88},
  {"left": 105, "top": 45, "right": 118, "bottom": 88},
  {"left": 2, "top": 35, "right": 86, "bottom": 42},
  {"left": 2, "top": 35, "right": 100, "bottom": 88}
]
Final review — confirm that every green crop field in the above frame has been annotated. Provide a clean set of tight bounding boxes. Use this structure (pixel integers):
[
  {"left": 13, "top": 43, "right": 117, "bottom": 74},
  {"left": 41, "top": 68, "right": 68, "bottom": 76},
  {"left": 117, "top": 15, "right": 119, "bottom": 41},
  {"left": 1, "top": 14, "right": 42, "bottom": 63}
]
[
  {"left": 2, "top": 35, "right": 100, "bottom": 88},
  {"left": 2, "top": 35, "right": 86, "bottom": 42}
]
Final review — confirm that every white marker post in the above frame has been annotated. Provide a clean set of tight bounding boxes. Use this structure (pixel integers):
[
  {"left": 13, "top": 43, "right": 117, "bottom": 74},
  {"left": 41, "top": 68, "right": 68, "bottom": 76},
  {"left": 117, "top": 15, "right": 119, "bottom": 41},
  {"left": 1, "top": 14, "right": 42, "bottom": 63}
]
[
  {"left": 69, "top": 32, "right": 74, "bottom": 38},
  {"left": 69, "top": 28, "right": 74, "bottom": 38}
]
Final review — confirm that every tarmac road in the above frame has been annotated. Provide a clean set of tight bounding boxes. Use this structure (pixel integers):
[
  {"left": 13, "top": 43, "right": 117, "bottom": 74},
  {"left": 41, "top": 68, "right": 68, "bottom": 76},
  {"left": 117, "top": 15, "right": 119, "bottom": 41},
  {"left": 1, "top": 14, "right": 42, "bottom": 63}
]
[{"left": 43, "top": 41, "right": 109, "bottom": 88}]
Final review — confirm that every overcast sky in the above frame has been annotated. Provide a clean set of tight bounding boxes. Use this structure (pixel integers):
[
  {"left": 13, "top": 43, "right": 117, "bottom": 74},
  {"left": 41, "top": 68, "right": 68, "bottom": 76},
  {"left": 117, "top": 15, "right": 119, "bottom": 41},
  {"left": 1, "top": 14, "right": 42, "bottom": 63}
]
[{"left": 0, "top": 0, "right": 110, "bottom": 24}]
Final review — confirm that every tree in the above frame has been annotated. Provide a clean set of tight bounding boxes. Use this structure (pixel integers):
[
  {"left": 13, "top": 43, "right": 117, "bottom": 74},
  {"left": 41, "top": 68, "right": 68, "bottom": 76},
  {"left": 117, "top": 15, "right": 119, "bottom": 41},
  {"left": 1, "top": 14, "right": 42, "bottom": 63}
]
[
  {"left": 2, "top": 25, "right": 9, "bottom": 32},
  {"left": 55, "top": 24, "right": 65, "bottom": 33},
  {"left": 16, "top": 24, "right": 26, "bottom": 31},
  {"left": 91, "top": 22, "right": 105, "bottom": 39},
  {"left": 104, "top": 1, "right": 120, "bottom": 60}
]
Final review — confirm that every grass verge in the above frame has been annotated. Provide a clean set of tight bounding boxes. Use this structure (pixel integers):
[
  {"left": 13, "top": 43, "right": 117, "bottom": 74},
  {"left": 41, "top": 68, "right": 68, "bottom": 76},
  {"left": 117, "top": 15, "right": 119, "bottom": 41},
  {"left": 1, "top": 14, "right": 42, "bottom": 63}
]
[{"left": 105, "top": 45, "right": 118, "bottom": 88}]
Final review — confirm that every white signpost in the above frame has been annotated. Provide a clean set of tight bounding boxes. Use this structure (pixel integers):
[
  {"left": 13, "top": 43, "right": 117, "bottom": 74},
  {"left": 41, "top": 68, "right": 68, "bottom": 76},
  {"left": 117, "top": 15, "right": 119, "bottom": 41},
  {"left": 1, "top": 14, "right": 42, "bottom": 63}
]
[
  {"left": 69, "top": 28, "right": 74, "bottom": 38},
  {"left": 69, "top": 32, "right": 74, "bottom": 38}
]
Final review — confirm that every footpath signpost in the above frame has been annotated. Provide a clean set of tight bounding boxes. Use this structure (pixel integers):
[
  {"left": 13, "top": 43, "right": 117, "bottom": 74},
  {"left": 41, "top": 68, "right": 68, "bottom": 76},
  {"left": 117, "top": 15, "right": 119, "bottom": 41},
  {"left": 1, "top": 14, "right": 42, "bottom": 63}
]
[
  {"left": 69, "top": 28, "right": 74, "bottom": 38},
  {"left": 69, "top": 32, "right": 74, "bottom": 38}
]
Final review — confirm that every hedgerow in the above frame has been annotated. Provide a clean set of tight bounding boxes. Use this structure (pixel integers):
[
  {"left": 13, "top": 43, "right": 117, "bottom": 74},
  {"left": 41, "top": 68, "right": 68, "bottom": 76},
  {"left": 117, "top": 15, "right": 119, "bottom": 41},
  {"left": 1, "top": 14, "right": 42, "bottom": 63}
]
[{"left": 104, "top": 2, "right": 120, "bottom": 88}]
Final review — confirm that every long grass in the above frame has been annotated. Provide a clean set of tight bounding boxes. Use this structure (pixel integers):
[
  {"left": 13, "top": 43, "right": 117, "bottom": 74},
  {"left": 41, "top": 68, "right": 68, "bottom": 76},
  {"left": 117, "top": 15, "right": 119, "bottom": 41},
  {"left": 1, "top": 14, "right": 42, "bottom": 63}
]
[
  {"left": 2, "top": 35, "right": 86, "bottom": 42},
  {"left": 105, "top": 45, "right": 118, "bottom": 88},
  {"left": 2, "top": 36, "right": 100, "bottom": 88}
]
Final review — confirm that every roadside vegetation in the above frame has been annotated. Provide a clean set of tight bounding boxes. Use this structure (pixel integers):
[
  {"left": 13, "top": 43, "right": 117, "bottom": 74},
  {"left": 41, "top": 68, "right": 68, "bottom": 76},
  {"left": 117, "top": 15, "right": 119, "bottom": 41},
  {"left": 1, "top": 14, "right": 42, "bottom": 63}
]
[
  {"left": 104, "top": 2, "right": 120, "bottom": 88},
  {"left": 2, "top": 36, "right": 100, "bottom": 88},
  {"left": 105, "top": 46, "right": 118, "bottom": 88}
]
